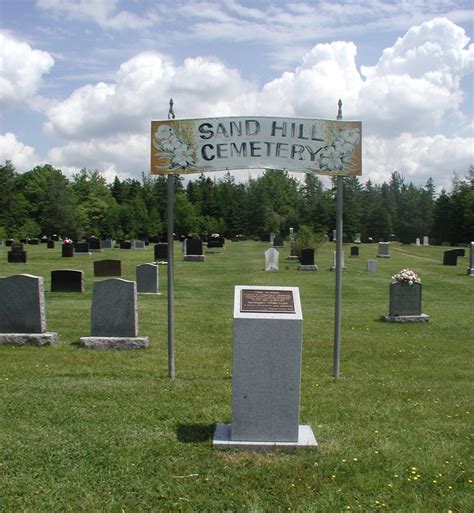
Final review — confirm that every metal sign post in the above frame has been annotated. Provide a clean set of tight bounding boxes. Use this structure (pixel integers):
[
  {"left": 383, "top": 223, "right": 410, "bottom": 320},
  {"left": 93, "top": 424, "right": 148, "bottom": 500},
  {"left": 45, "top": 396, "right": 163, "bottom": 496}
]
[
  {"left": 333, "top": 99, "right": 343, "bottom": 379},
  {"left": 167, "top": 99, "right": 176, "bottom": 380}
]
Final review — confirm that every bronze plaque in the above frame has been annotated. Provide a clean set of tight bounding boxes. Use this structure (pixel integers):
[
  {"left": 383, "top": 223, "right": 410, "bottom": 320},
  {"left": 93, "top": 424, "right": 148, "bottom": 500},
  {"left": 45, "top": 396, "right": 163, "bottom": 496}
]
[{"left": 240, "top": 289, "right": 295, "bottom": 314}]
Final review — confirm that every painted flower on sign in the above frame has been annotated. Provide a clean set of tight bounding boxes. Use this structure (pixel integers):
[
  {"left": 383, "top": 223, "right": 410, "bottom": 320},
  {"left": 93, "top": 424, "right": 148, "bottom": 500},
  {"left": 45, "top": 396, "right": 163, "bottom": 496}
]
[
  {"left": 391, "top": 269, "right": 421, "bottom": 285},
  {"left": 152, "top": 123, "right": 199, "bottom": 171},
  {"left": 320, "top": 145, "right": 342, "bottom": 171},
  {"left": 316, "top": 126, "right": 360, "bottom": 174}
]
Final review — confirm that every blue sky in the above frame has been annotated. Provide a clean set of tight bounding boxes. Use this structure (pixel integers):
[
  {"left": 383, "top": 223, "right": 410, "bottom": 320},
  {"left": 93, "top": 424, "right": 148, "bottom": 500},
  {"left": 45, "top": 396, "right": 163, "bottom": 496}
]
[{"left": 0, "top": 0, "right": 473, "bottom": 190}]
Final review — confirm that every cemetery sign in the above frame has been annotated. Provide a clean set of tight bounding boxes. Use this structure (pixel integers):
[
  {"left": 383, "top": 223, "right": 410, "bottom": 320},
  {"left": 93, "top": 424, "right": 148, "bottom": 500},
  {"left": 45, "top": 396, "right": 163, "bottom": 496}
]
[{"left": 151, "top": 116, "right": 361, "bottom": 176}]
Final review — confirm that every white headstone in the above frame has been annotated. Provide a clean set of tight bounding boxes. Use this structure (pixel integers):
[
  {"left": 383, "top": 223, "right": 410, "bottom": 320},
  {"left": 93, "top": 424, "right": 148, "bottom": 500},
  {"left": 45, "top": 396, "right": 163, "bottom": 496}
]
[
  {"left": 265, "top": 248, "right": 279, "bottom": 272},
  {"left": 366, "top": 260, "right": 377, "bottom": 272},
  {"left": 331, "top": 251, "right": 346, "bottom": 271},
  {"left": 416, "top": 238, "right": 420, "bottom": 246},
  {"left": 423, "top": 236, "right": 429, "bottom": 246}
]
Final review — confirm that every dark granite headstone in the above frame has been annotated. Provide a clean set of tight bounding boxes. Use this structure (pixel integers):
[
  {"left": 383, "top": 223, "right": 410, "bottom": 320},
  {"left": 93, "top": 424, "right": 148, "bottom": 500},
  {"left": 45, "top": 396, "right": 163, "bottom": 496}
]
[
  {"left": 29, "top": 238, "right": 39, "bottom": 245},
  {"left": 453, "top": 248, "right": 465, "bottom": 258},
  {"left": 120, "top": 241, "right": 132, "bottom": 250},
  {"left": 260, "top": 234, "right": 271, "bottom": 242},
  {"left": 389, "top": 282, "right": 422, "bottom": 316},
  {"left": 5, "top": 239, "right": 14, "bottom": 247},
  {"left": 52, "top": 234, "right": 60, "bottom": 241},
  {"left": 443, "top": 249, "right": 458, "bottom": 266},
  {"left": 87, "top": 237, "right": 102, "bottom": 251},
  {"left": 207, "top": 239, "right": 222, "bottom": 249},
  {"left": 94, "top": 260, "right": 122, "bottom": 277},
  {"left": 186, "top": 238, "right": 203, "bottom": 256},
  {"left": 11, "top": 243, "right": 24, "bottom": 252},
  {"left": 300, "top": 248, "right": 314, "bottom": 266},
  {"left": 8, "top": 251, "right": 27, "bottom": 263},
  {"left": 154, "top": 243, "right": 168, "bottom": 261},
  {"left": 51, "top": 269, "right": 84, "bottom": 293},
  {"left": 40, "top": 236, "right": 48, "bottom": 244},
  {"left": 47, "top": 240, "right": 55, "bottom": 249},
  {"left": 62, "top": 244, "right": 74, "bottom": 257},
  {"left": 273, "top": 236, "right": 284, "bottom": 247},
  {"left": 350, "top": 246, "right": 359, "bottom": 257},
  {"left": 74, "top": 242, "right": 90, "bottom": 254}
]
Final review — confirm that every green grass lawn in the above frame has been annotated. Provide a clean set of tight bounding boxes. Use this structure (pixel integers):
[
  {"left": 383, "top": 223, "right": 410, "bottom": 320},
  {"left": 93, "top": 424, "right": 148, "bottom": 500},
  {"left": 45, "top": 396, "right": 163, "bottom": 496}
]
[{"left": 0, "top": 241, "right": 472, "bottom": 512}]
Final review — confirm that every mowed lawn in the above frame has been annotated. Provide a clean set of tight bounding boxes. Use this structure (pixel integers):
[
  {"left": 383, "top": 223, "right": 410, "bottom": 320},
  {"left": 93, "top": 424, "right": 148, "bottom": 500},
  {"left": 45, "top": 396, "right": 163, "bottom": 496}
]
[{"left": 0, "top": 241, "right": 472, "bottom": 512}]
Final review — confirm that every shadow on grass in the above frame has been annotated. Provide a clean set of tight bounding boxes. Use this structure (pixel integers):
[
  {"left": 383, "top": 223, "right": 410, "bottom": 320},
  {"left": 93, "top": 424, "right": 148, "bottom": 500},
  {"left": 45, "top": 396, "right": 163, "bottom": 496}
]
[{"left": 176, "top": 423, "right": 215, "bottom": 443}]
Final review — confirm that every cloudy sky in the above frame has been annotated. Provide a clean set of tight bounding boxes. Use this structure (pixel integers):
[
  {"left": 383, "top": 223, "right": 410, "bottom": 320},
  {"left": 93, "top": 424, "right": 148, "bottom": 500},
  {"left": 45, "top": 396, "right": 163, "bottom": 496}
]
[{"left": 0, "top": 0, "right": 473, "bottom": 190}]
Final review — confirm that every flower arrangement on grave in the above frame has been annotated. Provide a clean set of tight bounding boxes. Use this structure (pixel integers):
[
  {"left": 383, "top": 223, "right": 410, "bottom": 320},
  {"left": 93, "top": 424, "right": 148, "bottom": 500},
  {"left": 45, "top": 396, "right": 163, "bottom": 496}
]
[
  {"left": 63, "top": 237, "right": 73, "bottom": 245},
  {"left": 391, "top": 269, "right": 421, "bottom": 285}
]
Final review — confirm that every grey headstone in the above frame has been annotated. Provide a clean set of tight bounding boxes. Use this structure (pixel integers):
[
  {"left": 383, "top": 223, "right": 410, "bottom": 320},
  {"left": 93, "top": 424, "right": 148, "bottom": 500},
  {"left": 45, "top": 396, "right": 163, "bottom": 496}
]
[
  {"left": 265, "top": 248, "right": 279, "bottom": 272},
  {"left": 332, "top": 229, "right": 337, "bottom": 242},
  {"left": 100, "top": 239, "right": 113, "bottom": 249},
  {"left": 468, "top": 242, "right": 474, "bottom": 276},
  {"left": 366, "top": 259, "right": 377, "bottom": 272},
  {"left": 90, "top": 279, "right": 138, "bottom": 337},
  {"left": 0, "top": 274, "right": 46, "bottom": 333},
  {"left": 134, "top": 240, "right": 146, "bottom": 250},
  {"left": 423, "top": 236, "right": 429, "bottom": 246},
  {"left": 270, "top": 233, "right": 275, "bottom": 244},
  {"left": 416, "top": 238, "right": 420, "bottom": 246},
  {"left": 389, "top": 282, "right": 422, "bottom": 316},
  {"left": 354, "top": 233, "right": 361, "bottom": 244},
  {"left": 231, "top": 286, "right": 307, "bottom": 443},
  {"left": 51, "top": 269, "right": 84, "bottom": 292},
  {"left": 136, "top": 263, "right": 159, "bottom": 294},
  {"left": 377, "top": 242, "right": 390, "bottom": 257}
]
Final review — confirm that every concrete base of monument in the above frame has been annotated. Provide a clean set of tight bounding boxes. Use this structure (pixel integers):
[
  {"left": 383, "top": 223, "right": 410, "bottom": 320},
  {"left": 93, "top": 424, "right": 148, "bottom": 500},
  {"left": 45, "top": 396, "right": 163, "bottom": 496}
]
[
  {"left": 376, "top": 255, "right": 390, "bottom": 258},
  {"left": 75, "top": 252, "right": 92, "bottom": 256},
  {"left": 213, "top": 424, "right": 318, "bottom": 451},
  {"left": 287, "top": 255, "right": 299, "bottom": 260},
  {"left": 0, "top": 332, "right": 59, "bottom": 346},
  {"left": 298, "top": 265, "right": 319, "bottom": 271},
  {"left": 381, "top": 314, "right": 430, "bottom": 323},
  {"left": 138, "top": 292, "right": 161, "bottom": 296},
  {"left": 331, "top": 266, "right": 346, "bottom": 271},
  {"left": 184, "top": 255, "right": 205, "bottom": 262},
  {"left": 79, "top": 336, "right": 149, "bottom": 349},
  {"left": 154, "top": 261, "right": 168, "bottom": 265}
]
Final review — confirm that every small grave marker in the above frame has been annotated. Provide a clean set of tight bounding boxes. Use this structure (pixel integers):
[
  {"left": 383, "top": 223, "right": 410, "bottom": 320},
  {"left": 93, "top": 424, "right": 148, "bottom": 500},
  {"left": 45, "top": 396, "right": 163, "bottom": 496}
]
[
  {"left": 51, "top": 270, "right": 85, "bottom": 292},
  {"left": 265, "top": 248, "right": 279, "bottom": 272}
]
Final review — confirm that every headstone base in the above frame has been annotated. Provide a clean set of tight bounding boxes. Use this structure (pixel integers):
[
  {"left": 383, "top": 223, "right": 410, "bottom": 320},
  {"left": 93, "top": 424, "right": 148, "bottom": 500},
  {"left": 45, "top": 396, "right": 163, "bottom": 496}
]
[
  {"left": 75, "top": 252, "right": 92, "bottom": 256},
  {"left": 138, "top": 292, "right": 161, "bottom": 296},
  {"left": 184, "top": 255, "right": 205, "bottom": 262},
  {"left": 331, "top": 266, "right": 346, "bottom": 271},
  {"left": 79, "top": 336, "right": 149, "bottom": 349},
  {"left": 381, "top": 314, "right": 430, "bottom": 323},
  {"left": 377, "top": 255, "right": 390, "bottom": 258},
  {"left": 298, "top": 265, "right": 319, "bottom": 271},
  {"left": 154, "top": 261, "right": 168, "bottom": 265},
  {"left": 0, "top": 332, "right": 59, "bottom": 346},
  {"left": 287, "top": 256, "right": 299, "bottom": 260},
  {"left": 213, "top": 424, "right": 317, "bottom": 451}
]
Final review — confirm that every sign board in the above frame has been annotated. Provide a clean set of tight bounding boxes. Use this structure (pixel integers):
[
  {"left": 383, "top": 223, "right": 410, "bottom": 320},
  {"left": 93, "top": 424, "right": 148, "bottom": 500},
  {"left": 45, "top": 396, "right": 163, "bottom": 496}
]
[
  {"left": 151, "top": 116, "right": 361, "bottom": 176},
  {"left": 240, "top": 288, "right": 295, "bottom": 314}
]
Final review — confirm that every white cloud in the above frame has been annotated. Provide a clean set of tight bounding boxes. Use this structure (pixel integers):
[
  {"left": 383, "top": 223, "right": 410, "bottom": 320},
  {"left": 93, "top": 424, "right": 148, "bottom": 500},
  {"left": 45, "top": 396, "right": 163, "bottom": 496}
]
[
  {"left": 363, "top": 133, "right": 473, "bottom": 191},
  {"left": 0, "top": 133, "right": 43, "bottom": 172},
  {"left": 0, "top": 32, "right": 54, "bottom": 110},
  {"left": 37, "top": 0, "right": 153, "bottom": 30},
  {"left": 47, "top": 134, "right": 148, "bottom": 182},
  {"left": 44, "top": 52, "right": 254, "bottom": 138}
]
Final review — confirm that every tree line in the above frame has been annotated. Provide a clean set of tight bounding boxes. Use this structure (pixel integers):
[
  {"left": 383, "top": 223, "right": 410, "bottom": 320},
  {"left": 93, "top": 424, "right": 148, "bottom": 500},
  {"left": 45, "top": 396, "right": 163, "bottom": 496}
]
[{"left": 0, "top": 161, "right": 472, "bottom": 244}]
